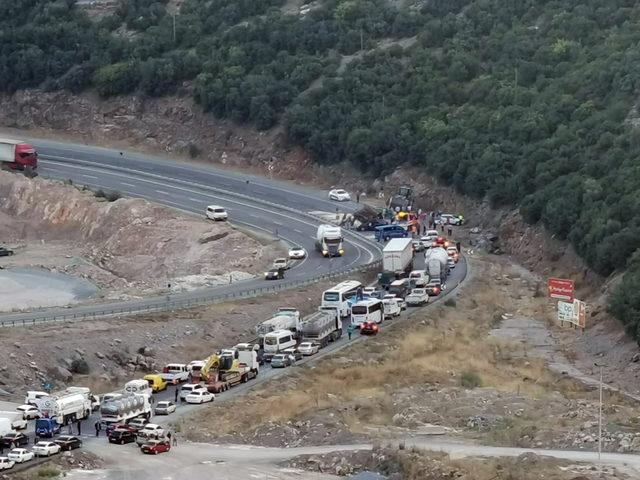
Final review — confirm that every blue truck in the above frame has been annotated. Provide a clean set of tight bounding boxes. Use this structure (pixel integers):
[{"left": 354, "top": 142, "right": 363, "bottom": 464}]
[{"left": 35, "top": 418, "right": 61, "bottom": 438}]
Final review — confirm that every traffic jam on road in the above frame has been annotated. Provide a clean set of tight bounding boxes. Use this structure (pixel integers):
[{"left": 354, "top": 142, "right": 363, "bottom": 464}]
[{"left": 0, "top": 185, "right": 463, "bottom": 472}]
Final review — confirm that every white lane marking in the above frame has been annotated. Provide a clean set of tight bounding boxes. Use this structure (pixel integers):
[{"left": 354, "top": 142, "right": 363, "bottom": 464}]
[
  {"left": 155, "top": 190, "right": 171, "bottom": 196},
  {"left": 272, "top": 221, "right": 283, "bottom": 227},
  {"left": 121, "top": 182, "right": 136, "bottom": 187},
  {"left": 42, "top": 157, "right": 379, "bottom": 267},
  {"left": 294, "top": 229, "right": 303, "bottom": 234},
  {"left": 80, "top": 174, "right": 98, "bottom": 179},
  {"left": 188, "top": 197, "right": 201, "bottom": 202}
]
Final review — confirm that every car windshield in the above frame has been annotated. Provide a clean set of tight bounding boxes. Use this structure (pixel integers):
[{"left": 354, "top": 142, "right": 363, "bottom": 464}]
[
  {"left": 264, "top": 337, "right": 277, "bottom": 345},
  {"left": 323, "top": 292, "right": 339, "bottom": 302},
  {"left": 272, "top": 355, "right": 285, "bottom": 360},
  {"left": 335, "top": 190, "right": 346, "bottom": 194},
  {"left": 300, "top": 343, "right": 311, "bottom": 348},
  {"left": 214, "top": 208, "right": 225, "bottom": 213}
]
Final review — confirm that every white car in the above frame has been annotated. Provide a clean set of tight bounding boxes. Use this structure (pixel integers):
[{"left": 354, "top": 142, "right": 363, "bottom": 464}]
[
  {"left": 328, "top": 189, "right": 351, "bottom": 202},
  {"left": 436, "top": 214, "right": 462, "bottom": 225},
  {"left": 382, "top": 297, "right": 402, "bottom": 318},
  {"left": 0, "top": 457, "right": 14, "bottom": 471},
  {"left": 273, "top": 258, "right": 291, "bottom": 270},
  {"left": 185, "top": 390, "right": 214, "bottom": 404},
  {"left": 140, "top": 424, "right": 165, "bottom": 437},
  {"left": 383, "top": 294, "right": 406, "bottom": 311},
  {"left": 298, "top": 342, "right": 320, "bottom": 356},
  {"left": 7, "top": 448, "right": 34, "bottom": 463},
  {"left": 154, "top": 401, "right": 177, "bottom": 415},
  {"left": 206, "top": 205, "right": 228, "bottom": 221},
  {"left": 16, "top": 405, "right": 39, "bottom": 420},
  {"left": 405, "top": 288, "right": 429, "bottom": 306},
  {"left": 32, "top": 441, "right": 61, "bottom": 457},
  {"left": 288, "top": 246, "right": 306, "bottom": 259},
  {"left": 180, "top": 383, "right": 206, "bottom": 400}
]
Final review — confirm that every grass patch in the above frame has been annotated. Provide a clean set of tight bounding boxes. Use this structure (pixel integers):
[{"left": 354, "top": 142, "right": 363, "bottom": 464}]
[
  {"left": 37, "top": 466, "right": 61, "bottom": 477},
  {"left": 460, "top": 370, "right": 482, "bottom": 389}
]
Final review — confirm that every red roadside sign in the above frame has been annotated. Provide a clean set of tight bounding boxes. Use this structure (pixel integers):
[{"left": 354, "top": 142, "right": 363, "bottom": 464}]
[{"left": 548, "top": 278, "right": 574, "bottom": 301}]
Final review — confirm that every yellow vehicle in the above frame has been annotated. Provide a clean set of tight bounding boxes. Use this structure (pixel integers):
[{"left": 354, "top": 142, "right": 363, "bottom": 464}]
[{"left": 143, "top": 374, "right": 168, "bottom": 393}]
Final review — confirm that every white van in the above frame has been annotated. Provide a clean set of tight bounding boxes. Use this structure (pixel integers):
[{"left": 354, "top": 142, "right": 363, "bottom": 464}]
[
  {"left": 124, "top": 379, "right": 153, "bottom": 397},
  {"left": 0, "top": 418, "right": 15, "bottom": 437},
  {"left": 409, "top": 270, "right": 428, "bottom": 287},
  {"left": 25, "top": 391, "right": 49, "bottom": 406},
  {"left": 382, "top": 297, "right": 402, "bottom": 318},
  {"left": 206, "top": 205, "right": 228, "bottom": 221},
  {"left": 351, "top": 298, "right": 383, "bottom": 326},
  {"left": 263, "top": 330, "right": 297, "bottom": 361}
]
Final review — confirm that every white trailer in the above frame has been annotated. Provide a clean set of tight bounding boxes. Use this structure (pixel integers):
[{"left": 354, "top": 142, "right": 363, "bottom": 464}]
[
  {"left": 425, "top": 247, "right": 449, "bottom": 281},
  {"left": 124, "top": 379, "right": 153, "bottom": 398},
  {"left": 255, "top": 309, "right": 301, "bottom": 338},
  {"left": 33, "top": 391, "right": 91, "bottom": 425},
  {"left": 378, "top": 238, "right": 414, "bottom": 288},
  {"left": 0, "top": 418, "right": 15, "bottom": 437},
  {"left": 100, "top": 394, "right": 151, "bottom": 426},
  {"left": 299, "top": 307, "right": 342, "bottom": 347},
  {"left": 0, "top": 412, "right": 27, "bottom": 430}
]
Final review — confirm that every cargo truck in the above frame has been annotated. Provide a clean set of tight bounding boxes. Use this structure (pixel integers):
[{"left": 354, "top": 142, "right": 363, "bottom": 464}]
[
  {"left": 0, "top": 139, "right": 38, "bottom": 173},
  {"left": 298, "top": 306, "right": 342, "bottom": 347},
  {"left": 200, "top": 345, "right": 259, "bottom": 393},
  {"left": 378, "top": 237, "right": 414, "bottom": 289},
  {"left": 316, "top": 225, "right": 344, "bottom": 257}
]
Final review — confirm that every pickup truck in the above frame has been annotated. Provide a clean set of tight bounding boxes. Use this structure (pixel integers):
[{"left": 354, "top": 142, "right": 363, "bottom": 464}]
[
  {"left": 405, "top": 288, "right": 429, "bottom": 306},
  {"left": 159, "top": 364, "right": 189, "bottom": 384}
]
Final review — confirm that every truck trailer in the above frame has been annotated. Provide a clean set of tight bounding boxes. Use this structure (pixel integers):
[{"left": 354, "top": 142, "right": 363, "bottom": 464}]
[
  {"left": 378, "top": 237, "right": 414, "bottom": 288},
  {"left": 0, "top": 138, "right": 38, "bottom": 173},
  {"left": 316, "top": 225, "right": 344, "bottom": 257},
  {"left": 299, "top": 306, "right": 342, "bottom": 347},
  {"left": 424, "top": 247, "right": 449, "bottom": 282},
  {"left": 32, "top": 391, "right": 92, "bottom": 426},
  {"left": 255, "top": 309, "right": 301, "bottom": 339},
  {"left": 100, "top": 394, "right": 151, "bottom": 427}
]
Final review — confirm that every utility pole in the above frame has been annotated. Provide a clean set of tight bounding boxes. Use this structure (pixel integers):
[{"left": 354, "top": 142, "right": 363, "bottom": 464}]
[
  {"left": 360, "top": 28, "right": 364, "bottom": 52},
  {"left": 514, "top": 66, "right": 519, "bottom": 104},
  {"left": 598, "top": 364, "right": 603, "bottom": 460}
]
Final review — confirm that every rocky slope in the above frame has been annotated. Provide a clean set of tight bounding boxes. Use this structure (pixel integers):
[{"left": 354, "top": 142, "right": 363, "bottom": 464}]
[{"left": 0, "top": 172, "right": 277, "bottom": 296}]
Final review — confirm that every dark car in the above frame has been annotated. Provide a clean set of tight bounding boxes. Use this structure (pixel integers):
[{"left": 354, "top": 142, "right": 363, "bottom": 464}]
[
  {"left": 140, "top": 439, "right": 171, "bottom": 455},
  {"left": 360, "top": 322, "right": 379, "bottom": 335},
  {"left": 0, "top": 247, "right": 14, "bottom": 257},
  {"left": 264, "top": 267, "right": 284, "bottom": 280},
  {"left": 54, "top": 435, "right": 82, "bottom": 451},
  {"left": 105, "top": 423, "right": 134, "bottom": 437},
  {"left": 1, "top": 433, "right": 29, "bottom": 447},
  {"left": 356, "top": 220, "right": 387, "bottom": 232},
  {"left": 108, "top": 429, "right": 136, "bottom": 445},
  {"left": 270, "top": 354, "right": 292, "bottom": 368}
]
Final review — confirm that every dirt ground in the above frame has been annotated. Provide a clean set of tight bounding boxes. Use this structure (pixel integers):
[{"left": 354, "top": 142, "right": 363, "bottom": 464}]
[
  {"left": 0, "top": 172, "right": 280, "bottom": 309},
  {"left": 177, "top": 254, "right": 640, "bottom": 455},
  {"left": 286, "top": 447, "right": 629, "bottom": 479},
  {"left": 0, "top": 276, "right": 354, "bottom": 400}
]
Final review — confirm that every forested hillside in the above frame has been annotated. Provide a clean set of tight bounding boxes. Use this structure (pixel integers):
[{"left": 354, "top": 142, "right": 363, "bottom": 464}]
[{"left": 1, "top": 0, "right": 640, "bottom": 336}]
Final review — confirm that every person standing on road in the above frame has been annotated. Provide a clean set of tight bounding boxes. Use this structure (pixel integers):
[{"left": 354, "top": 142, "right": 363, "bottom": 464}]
[
  {"left": 447, "top": 226, "right": 453, "bottom": 237},
  {"left": 356, "top": 192, "right": 360, "bottom": 203},
  {"left": 94, "top": 421, "right": 100, "bottom": 437},
  {"left": 347, "top": 323, "right": 355, "bottom": 340},
  {"left": 77, "top": 420, "right": 82, "bottom": 436},
  {"left": 167, "top": 431, "right": 172, "bottom": 444},
  {"left": 174, "top": 387, "right": 179, "bottom": 404},
  {"left": 456, "top": 241, "right": 461, "bottom": 253},
  {"left": 172, "top": 434, "right": 178, "bottom": 446}
]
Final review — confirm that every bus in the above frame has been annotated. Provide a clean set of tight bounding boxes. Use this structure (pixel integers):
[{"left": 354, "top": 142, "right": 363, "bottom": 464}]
[
  {"left": 351, "top": 298, "right": 383, "bottom": 326},
  {"left": 321, "top": 280, "right": 362, "bottom": 318}
]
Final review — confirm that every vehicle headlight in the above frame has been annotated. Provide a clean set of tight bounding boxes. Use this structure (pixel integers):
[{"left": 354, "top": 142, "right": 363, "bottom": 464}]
[
  {"left": 338, "top": 249, "right": 344, "bottom": 255},
  {"left": 322, "top": 250, "right": 329, "bottom": 256}
]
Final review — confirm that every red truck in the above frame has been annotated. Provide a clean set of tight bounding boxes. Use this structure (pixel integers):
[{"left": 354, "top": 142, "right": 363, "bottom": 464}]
[{"left": 0, "top": 139, "right": 38, "bottom": 173}]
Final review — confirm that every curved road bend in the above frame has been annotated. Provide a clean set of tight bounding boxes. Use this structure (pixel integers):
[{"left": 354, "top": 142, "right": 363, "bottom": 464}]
[{"left": 1, "top": 138, "right": 380, "bottom": 324}]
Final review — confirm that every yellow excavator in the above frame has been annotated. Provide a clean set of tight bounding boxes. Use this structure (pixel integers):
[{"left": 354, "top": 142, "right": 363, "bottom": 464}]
[{"left": 195, "top": 347, "right": 259, "bottom": 393}]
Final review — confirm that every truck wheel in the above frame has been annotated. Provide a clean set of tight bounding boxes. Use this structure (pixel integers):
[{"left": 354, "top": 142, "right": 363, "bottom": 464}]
[{"left": 384, "top": 236, "right": 390, "bottom": 242}]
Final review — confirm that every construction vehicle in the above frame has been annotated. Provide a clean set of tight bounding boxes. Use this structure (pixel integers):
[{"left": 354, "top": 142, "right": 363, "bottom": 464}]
[
  {"left": 396, "top": 211, "right": 420, "bottom": 235},
  {"left": 196, "top": 345, "right": 259, "bottom": 394},
  {"left": 388, "top": 186, "right": 414, "bottom": 211}
]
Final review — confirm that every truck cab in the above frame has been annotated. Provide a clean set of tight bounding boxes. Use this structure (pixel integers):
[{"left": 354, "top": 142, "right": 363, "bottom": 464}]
[{"left": 35, "top": 418, "right": 61, "bottom": 438}]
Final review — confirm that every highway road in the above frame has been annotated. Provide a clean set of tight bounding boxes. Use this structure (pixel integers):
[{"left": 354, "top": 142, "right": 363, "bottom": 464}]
[{"left": 0, "top": 137, "right": 384, "bottom": 325}]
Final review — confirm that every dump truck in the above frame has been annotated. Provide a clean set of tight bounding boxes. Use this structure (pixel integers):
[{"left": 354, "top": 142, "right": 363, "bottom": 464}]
[{"left": 299, "top": 306, "right": 342, "bottom": 348}]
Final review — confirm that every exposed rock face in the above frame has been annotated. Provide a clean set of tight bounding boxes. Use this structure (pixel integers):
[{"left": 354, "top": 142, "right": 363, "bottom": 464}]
[{"left": 0, "top": 173, "right": 273, "bottom": 291}]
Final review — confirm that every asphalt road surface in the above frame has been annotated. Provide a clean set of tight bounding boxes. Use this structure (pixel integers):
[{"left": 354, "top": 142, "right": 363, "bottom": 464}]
[{"left": 0, "top": 137, "right": 383, "bottom": 325}]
